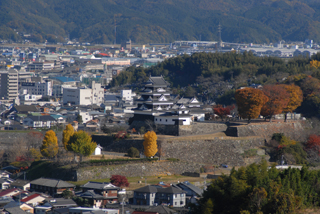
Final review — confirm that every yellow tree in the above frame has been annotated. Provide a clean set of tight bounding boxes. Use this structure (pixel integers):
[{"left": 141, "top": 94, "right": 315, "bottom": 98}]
[
  {"left": 235, "top": 88, "right": 268, "bottom": 123},
  {"left": 66, "top": 130, "right": 97, "bottom": 162},
  {"left": 310, "top": 60, "right": 320, "bottom": 69},
  {"left": 63, "top": 124, "right": 74, "bottom": 150},
  {"left": 282, "top": 84, "right": 303, "bottom": 122},
  {"left": 40, "top": 130, "right": 58, "bottom": 158},
  {"left": 143, "top": 131, "right": 158, "bottom": 158}
]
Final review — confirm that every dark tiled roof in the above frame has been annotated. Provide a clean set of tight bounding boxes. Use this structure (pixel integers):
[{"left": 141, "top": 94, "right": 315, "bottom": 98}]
[
  {"left": 134, "top": 185, "right": 158, "bottom": 193},
  {"left": 81, "top": 181, "right": 119, "bottom": 190},
  {"left": 157, "top": 186, "right": 186, "bottom": 194},
  {"left": 175, "top": 182, "right": 203, "bottom": 196},
  {"left": 30, "top": 178, "right": 75, "bottom": 188},
  {"left": 10, "top": 179, "right": 30, "bottom": 187},
  {"left": 147, "top": 76, "right": 168, "bottom": 86},
  {"left": 4, "top": 207, "right": 28, "bottom": 214},
  {"left": 79, "top": 190, "right": 105, "bottom": 200},
  {"left": 13, "top": 105, "right": 38, "bottom": 112},
  {"left": 26, "top": 115, "right": 56, "bottom": 122}
]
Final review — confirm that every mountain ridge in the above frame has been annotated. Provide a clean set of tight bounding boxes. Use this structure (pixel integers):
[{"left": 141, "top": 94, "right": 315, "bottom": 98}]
[{"left": 1, "top": 0, "right": 320, "bottom": 44}]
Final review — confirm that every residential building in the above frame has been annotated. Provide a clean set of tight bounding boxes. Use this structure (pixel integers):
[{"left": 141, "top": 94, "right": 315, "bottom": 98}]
[
  {"left": 133, "top": 185, "right": 186, "bottom": 207},
  {"left": 79, "top": 181, "right": 120, "bottom": 207},
  {"left": 0, "top": 70, "right": 19, "bottom": 101},
  {"left": 174, "top": 181, "right": 203, "bottom": 204},
  {"left": 10, "top": 179, "right": 30, "bottom": 191},
  {"left": 20, "top": 193, "right": 46, "bottom": 206},
  {"left": 23, "top": 115, "right": 56, "bottom": 128},
  {"left": 68, "top": 207, "right": 119, "bottom": 214},
  {"left": 29, "top": 178, "right": 75, "bottom": 196},
  {"left": 63, "top": 81, "right": 104, "bottom": 105}
]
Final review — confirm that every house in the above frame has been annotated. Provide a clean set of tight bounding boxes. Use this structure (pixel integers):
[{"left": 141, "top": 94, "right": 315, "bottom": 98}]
[
  {"left": 133, "top": 185, "right": 186, "bottom": 208},
  {"left": 20, "top": 193, "right": 46, "bottom": 206},
  {"left": 93, "top": 144, "right": 103, "bottom": 155},
  {"left": 68, "top": 207, "right": 119, "bottom": 214},
  {"left": 3, "top": 201, "right": 34, "bottom": 213},
  {"left": 174, "top": 181, "right": 203, "bottom": 204},
  {"left": 145, "top": 205, "right": 177, "bottom": 214},
  {"left": 29, "top": 178, "right": 75, "bottom": 196},
  {"left": 0, "top": 178, "right": 12, "bottom": 189},
  {"left": 10, "top": 179, "right": 30, "bottom": 191},
  {"left": 41, "top": 198, "right": 77, "bottom": 209},
  {"left": 3, "top": 206, "right": 30, "bottom": 214},
  {"left": 0, "top": 188, "right": 21, "bottom": 198},
  {"left": 79, "top": 181, "right": 120, "bottom": 207},
  {"left": 0, "top": 170, "right": 11, "bottom": 179},
  {"left": 23, "top": 115, "right": 56, "bottom": 128},
  {"left": 5, "top": 105, "right": 38, "bottom": 117}
]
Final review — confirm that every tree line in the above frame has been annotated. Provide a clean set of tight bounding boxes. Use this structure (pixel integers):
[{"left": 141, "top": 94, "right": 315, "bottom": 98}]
[{"left": 195, "top": 161, "right": 320, "bottom": 214}]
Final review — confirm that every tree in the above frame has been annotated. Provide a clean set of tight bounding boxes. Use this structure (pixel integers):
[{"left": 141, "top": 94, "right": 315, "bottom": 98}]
[
  {"left": 63, "top": 124, "right": 74, "bottom": 150},
  {"left": 282, "top": 84, "right": 303, "bottom": 122},
  {"left": 27, "top": 131, "right": 43, "bottom": 150},
  {"left": 127, "top": 147, "right": 139, "bottom": 158},
  {"left": 260, "top": 85, "right": 290, "bottom": 122},
  {"left": 306, "top": 135, "right": 320, "bottom": 153},
  {"left": 40, "top": 130, "right": 58, "bottom": 159},
  {"left": 235, "top": 88, "right": 268, "bottom": 123},
  {"left": 110, "top": 175, "right": 129, "bottom": 188},
  {"left": 66, "top": 130, "right": 97, "bottom": 162},
  {"left": 29, "top": 148, "right": 43, "bottom": 161},
  {"left": 213, "top": 104, "right": 235, "bottom": 120},
  {"left": 143, "top": 131, "right": 158, "bottom": 158},
  {"left": 76, "top": 114, "right": 83, "bottom": 123}
]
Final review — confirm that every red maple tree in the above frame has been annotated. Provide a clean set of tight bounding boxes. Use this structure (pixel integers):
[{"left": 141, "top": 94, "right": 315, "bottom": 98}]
[
  {"left": 213, "top": 104, "right": 235, "bottom": 120},
  {"left": 306, "top": 135, "right": 320, "bottom": 151},
  {"left": 110, "top": 175, "right": 130, "bottom": 188}
]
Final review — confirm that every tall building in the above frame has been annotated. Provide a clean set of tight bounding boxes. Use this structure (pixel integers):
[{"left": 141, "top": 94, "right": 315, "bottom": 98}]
[{"left": 0, "top": 70, "right": 19, "bottom": 101}]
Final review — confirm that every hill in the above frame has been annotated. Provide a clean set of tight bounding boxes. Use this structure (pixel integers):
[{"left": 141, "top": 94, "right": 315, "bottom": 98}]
[{"left": 2, "top": 0, "right": 320, "bottom": 43}]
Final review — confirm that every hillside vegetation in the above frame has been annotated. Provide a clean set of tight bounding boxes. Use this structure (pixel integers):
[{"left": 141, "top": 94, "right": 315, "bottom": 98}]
[{"left": 2, "top": 0, "right": 320, "bottom": 43}]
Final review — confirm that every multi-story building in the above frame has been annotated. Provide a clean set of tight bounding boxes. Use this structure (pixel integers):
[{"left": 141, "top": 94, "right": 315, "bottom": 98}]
[
  {"left": 63, "top": 81, "right": 104, "bottom": 105},
  {"left": 20, "top": 80, "right": 53, "bottom": 96},
  {"left": 133, "top": 76, "right": 174, "bottom": 122},
  {"left": 0, "top": 70, "right": 19, "bottom": 101},
  {"left": 26, "top": 61, "right": 55, "bottom": 72}
]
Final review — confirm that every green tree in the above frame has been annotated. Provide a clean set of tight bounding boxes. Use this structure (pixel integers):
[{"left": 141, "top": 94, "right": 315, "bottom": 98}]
[
  {"left": 63, "top": 124, "right": 74, "bottom": 150},
  {"left": 66, "top": 130, "right": 97, "bottom": 162},
  {"left": 76, "top": 114, "right": 83, "bottom": 123},
  {"left": 127, "top": 147, "right": 139, "bottom": 158},
  {"left": 40, "top": 130, "right": 58, "bottom": 159}
]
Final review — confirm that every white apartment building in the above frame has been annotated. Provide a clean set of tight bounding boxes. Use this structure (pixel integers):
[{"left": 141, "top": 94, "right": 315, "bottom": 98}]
[
  {"left": 0, "top": 70, "right": 19, "bottom": 101},
  {"left": 20, "top": 80, "right": 53, "bottom": 96},
  {"left": 63, "top": 81, "right": 104, "bottom": 105},
  {"left": 120, "top": 89, "right": 133, "bottom": 101},
  {"left": 26, "top": 62, "right": 55, "bottom": 72}
]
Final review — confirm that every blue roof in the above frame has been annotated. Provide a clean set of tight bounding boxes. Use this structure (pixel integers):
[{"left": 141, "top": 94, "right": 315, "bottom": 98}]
[{"left": 54, "top": 77, "right": 76, "bottom": 83}]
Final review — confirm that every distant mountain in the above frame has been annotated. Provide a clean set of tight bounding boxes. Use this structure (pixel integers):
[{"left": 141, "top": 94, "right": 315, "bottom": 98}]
[{"left": 1, "top": 0, "right": 320, "bottom": 44}]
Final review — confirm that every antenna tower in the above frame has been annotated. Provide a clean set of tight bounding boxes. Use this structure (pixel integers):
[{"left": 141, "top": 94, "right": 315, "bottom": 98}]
[{"left": 218, "top": 22, "right": 222, "bottom": 52}]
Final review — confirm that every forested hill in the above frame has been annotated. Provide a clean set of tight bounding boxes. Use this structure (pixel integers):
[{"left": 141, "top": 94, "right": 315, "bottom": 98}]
[{"left": 2, "top": 0, "right": 320, "bottom": 44}]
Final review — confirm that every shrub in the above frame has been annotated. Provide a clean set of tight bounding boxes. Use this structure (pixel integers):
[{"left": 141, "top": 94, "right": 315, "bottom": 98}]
[{"left": 127, "top": 147, "right": 140, "bottom": 158}]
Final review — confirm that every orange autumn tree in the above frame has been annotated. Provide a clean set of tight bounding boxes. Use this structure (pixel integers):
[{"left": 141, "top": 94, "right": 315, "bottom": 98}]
[
  {"left": 281, "top": 84, "right": 303, "bottom": 122},
  {"left": 143, "top": 131, "right": 158, "bottom": 158},
  {"left": 63, "top": 124, "right": 74, "bottom": 150},
  {"left": 235, "top": 88, "right": 268, "bottom": 123},
  {"left": 260, "top": 85, "right": 290, "bottom": 122}
]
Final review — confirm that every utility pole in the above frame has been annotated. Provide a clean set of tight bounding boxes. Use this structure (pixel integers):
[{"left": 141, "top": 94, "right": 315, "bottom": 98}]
[{"left": 114, "top": 15, "right": 117, "bottom": 45}]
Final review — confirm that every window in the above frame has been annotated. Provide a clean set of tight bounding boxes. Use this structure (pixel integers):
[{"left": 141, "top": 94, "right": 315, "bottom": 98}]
[
  {"left": 180, "top": 201, "right": 184, "bottom": 205},
  {"left": 175, "top": 202, "right": 177, "bottom": 205},
  {"left": 156, "top": 119, "right": 157, "bottom": 121},
  {"left": 160, "top": 119, "right": 162, "bottom": 121},
  {"left": 166, "top": 119, "right": 167, "bottom": 122}
]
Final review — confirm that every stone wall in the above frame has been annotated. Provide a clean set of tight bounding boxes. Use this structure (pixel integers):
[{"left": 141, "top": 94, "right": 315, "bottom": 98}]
[
  {"left": 225, "top": 121, "right": 310, "bottom": 141},
  {"left": 178, "top": 122, "right": 227, "bottom": 136},
  {"left": 162, "top": 137, "right": 266, "bottom": 166},
  {"left": 76, "top": 161, "right": 202, "bottom": 181}
]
